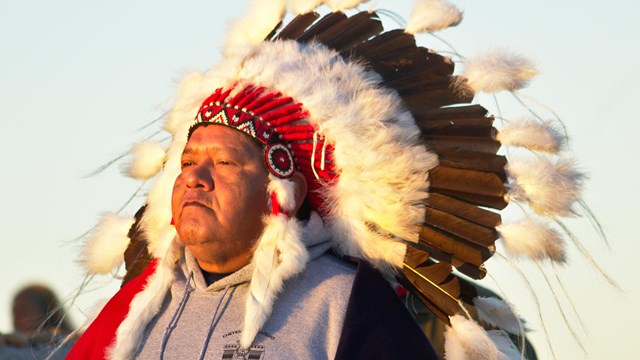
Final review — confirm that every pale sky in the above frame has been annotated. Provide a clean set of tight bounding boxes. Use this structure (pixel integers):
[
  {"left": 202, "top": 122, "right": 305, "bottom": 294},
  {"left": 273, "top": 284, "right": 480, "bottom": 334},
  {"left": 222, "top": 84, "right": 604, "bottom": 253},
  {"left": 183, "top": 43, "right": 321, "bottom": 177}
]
[{"left": 1, "top": 1, "right": 638, "bottom": 359}]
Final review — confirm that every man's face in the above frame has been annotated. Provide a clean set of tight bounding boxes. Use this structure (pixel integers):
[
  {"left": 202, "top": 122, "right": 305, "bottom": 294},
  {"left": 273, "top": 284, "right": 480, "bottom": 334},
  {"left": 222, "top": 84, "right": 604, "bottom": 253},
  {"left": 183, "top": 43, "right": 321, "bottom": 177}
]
[{"left": 171, "top": 125, "right": 270, "bottom": 270}]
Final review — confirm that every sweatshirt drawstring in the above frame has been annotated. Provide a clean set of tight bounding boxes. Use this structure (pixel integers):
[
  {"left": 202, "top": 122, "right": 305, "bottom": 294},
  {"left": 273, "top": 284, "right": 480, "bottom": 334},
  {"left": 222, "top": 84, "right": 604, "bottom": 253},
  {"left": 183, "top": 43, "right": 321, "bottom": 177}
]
[
  {"left": 198, "top": 284, "right": 232, "bottom": 360},
  {"left": 160, "top": 271, "right": 194, "bottom": 360}
]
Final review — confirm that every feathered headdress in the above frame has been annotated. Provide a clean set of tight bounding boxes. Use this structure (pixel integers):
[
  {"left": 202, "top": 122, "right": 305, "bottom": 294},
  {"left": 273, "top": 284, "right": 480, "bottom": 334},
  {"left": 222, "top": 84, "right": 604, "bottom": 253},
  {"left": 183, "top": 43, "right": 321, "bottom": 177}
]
[{"left": 81, "top": 0, "right": 601, "bottom": 358}]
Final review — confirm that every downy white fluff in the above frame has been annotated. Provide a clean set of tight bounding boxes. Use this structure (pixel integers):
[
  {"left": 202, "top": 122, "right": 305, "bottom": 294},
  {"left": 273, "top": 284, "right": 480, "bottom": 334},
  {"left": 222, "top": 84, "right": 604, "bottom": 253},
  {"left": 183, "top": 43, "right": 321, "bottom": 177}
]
[
  {"left": 241, "top": 214, "right": 308, "bottom": 348},
  {"left": 473, "top": 296, "right": 525, "bottom": 335},
  {"left": 267, "top": 174, "right": 298, "bottom": 212},
  {"left": 222, "top": 0, "right": 287, "bottom": 58},
  {"left": 462, "top": 49, "right": 538, "bottom": 93},
  {"left": 497, "top": 217, "right": 566, "bottom": 262},
  {"left": 323, "top": 0, "right": 370, "bottom": 11},
  {"left": 405, "top": 0, "right": 463, "bottom": 34},
  {"left": 123, "top": 141, "right": 166, "bottom": 180},
  {"left": 165, "top": 71, "right": 205, "bottom": 135},
  {"left": 507, "top": 156, "right": 585, "bottom": 217},
  {"left": 288, "top": 0, "right": 323, "bottom": 14},
  {"left": 445, "top": 314, "right": 517, "bottom": 360},
  {"left": 498, "top": 118, "right": 565, "bottom": 154},
  {"left": 107, "top": 235, "right": 182, "bottom": 360},
  {"left": 226, "top": 40, "right": 438, "bottom": 273},
  {"left": 82, "top": 212, "right": 134, "bottom": 275}
]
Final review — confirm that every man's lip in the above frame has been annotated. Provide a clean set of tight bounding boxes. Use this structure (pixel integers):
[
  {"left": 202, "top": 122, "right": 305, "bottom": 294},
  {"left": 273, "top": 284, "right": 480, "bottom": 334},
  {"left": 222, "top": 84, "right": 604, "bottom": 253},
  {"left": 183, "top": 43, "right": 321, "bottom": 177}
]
[{"left": 181, "top": 198, "right": 210, "bottom": 209}]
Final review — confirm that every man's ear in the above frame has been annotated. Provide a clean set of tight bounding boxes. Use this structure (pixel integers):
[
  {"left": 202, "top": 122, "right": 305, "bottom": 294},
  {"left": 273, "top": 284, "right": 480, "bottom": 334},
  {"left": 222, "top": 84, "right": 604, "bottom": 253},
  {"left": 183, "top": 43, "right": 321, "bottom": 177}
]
[{"left": 290, "top": 171, "right": 308, "bottom": 215}]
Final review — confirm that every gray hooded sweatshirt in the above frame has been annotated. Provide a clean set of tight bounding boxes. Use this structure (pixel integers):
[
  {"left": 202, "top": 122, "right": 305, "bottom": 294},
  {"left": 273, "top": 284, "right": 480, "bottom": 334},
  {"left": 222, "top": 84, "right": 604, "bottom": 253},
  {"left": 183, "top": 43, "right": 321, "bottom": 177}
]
[{"left": 135, "top": 242, "right": 356, "bottom": 359}]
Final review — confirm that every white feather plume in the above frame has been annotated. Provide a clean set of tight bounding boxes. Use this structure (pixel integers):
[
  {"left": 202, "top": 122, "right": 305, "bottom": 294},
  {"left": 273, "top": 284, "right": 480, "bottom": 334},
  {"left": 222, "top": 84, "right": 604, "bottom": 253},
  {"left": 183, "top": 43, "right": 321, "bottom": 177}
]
[
  {"left": 288, "top": 0, "right": 323, "bottom": 14},
  {"left": 497, "top": 217, "right": 566, "bottom": 262},
  {"left": 473, "top": 297, "right": 526, "bottom": 335},
  {"left": 82, "top": 212, "right": 135, "bottom": 274},
  {"left": 122, "top": 141, "right": 166, "bottom": 180},
  {"left": 323, "top": 0, "right": 370, "bottom": 11},
  {"left": 267, "top": 175, "right": 297, "bottom": 212},
  {"left": 507, "top": 156, "right": 585, "bottom": 217},
  {"left": 445, "top": 315, "right": 518, "bottom": 360},
  {"left": 463, "top": 49, "right": 538, "bottom": 93},
  {"left": 223, "top": 0, "right": 287, "bottom": 58},
  {"left": 498, "top": 118, "right": 565, "bottom": 153},
  {"left": 405, "top": 0, "right": 463, "bottom": 34},
  {"left": 241, "top": 214, "right": 308, "bottom": 348},
  {"left": 165, "top": 71, "right": 205, "bottom": 135},
  {"left": 487, "top": 330, "right": 523, "bottom": 360}
]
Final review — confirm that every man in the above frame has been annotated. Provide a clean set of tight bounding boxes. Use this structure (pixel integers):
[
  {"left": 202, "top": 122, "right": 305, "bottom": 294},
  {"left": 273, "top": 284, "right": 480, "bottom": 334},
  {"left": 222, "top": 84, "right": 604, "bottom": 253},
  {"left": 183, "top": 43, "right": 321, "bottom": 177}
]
[
  {"left": 68, "top": 2, "right": 576, "bottom": 359},
  {"left": 68, "top": 94, "right": 439, "bottom": 358}
]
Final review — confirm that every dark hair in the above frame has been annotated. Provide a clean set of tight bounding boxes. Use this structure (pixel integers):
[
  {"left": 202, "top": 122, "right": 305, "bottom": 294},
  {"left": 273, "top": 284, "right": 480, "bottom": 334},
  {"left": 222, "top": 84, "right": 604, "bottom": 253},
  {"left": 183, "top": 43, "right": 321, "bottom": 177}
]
[{"left": 13, "top": 284, "right": 74, "bottom": 335}]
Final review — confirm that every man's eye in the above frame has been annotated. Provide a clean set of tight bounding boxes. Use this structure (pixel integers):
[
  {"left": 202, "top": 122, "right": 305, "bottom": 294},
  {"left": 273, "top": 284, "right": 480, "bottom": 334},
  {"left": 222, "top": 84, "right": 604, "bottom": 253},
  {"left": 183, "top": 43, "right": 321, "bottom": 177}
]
[
  {"left": 181, "top": 161, "right": 194, "bottom": 169},
  {"left": 217, "top": 160, "right": 231, "bottom": 165}
]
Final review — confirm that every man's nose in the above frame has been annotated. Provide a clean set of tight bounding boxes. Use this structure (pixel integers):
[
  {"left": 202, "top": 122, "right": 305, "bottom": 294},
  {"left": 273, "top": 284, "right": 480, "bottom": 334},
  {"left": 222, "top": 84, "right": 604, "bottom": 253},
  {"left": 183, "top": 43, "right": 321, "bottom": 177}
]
[{"left": 185, "top": 161, "right": 214, "bottom": 191}]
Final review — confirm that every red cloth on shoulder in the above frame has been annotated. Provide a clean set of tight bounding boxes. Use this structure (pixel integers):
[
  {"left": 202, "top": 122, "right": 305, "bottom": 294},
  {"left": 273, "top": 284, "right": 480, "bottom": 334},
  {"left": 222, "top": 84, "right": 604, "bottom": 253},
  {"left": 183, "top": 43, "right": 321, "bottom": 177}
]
[{"left": 66, "top": 259, "right": 158, "bottom": 360}]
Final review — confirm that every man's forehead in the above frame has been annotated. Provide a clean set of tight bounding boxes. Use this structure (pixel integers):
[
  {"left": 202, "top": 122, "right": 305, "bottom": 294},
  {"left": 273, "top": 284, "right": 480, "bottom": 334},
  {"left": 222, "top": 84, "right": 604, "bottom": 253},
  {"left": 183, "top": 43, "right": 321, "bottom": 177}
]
[{"left": 184, "top": 125, "right": 262, "bottom": 154}]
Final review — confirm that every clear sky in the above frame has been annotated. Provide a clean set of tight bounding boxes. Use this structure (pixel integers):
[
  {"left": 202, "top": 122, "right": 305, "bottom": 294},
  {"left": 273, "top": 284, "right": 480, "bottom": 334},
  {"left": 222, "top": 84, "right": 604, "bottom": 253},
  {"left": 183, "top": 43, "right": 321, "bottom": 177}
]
[{"left": 1, "top": 0, "right": 638, "bottom": 359}]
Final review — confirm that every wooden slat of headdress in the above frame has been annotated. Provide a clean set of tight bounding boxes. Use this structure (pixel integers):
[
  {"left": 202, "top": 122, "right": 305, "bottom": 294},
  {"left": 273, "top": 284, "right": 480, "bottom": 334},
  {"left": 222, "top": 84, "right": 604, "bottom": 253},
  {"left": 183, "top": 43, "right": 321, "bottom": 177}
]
[
  {"left": 415, "top": 104, "right": 490, "bottom": 120},
  {"left": 313, "top": 11, "right": 383, "bottom": 52},
  {"left": 429, "top": 166, "right": 505, "bottom": 198},
  {"left": 432, "top": 188, "right": 508, "bottom": 210},
  {"left": 419, "top": 225, "right": 492, "bottom": 269},
  {"left": 425, "top": 207, "right": 497, "bottom": 248},
  {"left": 424, "top": 135, "right": 502, "bottom": 154},
  {"left": 425, "top": 193, "right": 501, "bottom": 229},
  {"left": 296, "top": 12, "right": 348, "bottom": 43},
  {"left": 420, "top": 242, "right": 487, "bottom": 280},
  {"left": 347, "top": 29, "right": 416, "bottom": 59},
  {"left": 436, "top": 150, "right": 507, "bottom": 181},
  {"left": 370, "top": 48, "right": 454, "bottom": 83},
  {"left": 401, "top": 246, "right": 479, "bottom": 323},
  {"left": 275, "top": 12, "right": 320, "bottom": 40}
]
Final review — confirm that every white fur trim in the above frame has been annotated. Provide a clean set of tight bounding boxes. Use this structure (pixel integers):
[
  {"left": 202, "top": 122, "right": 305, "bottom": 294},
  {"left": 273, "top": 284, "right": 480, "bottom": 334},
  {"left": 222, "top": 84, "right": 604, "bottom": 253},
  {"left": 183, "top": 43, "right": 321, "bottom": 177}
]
[
  {"left": 107, "top": 237, "right": 183, "bottom": 360},
  {"left": 462, "top": 49, "right": 538, "bottom": 93},
  {"left": 445, "top": 314, "right": 516, "bottom": 360},
  {"left": 405, "top": 0, "right": 463, "bottom": 34},
  {"left": 139, "top": 128, "right": 186, "bottom": 257},
  {"left": 222, "top": 0, "right": 287, "bottom": 58},
  {"left": 288, "top": 0, "right": 323, "bottom": 14},
  {"left": 165, "top": 71, "right": 205, "bottom": 135},
  {"left": 241, "top": 214, "right": 308, "bottom": 348},
  {"left": 122, "top": 141, "right": 166, "bottom": 180},
  {"left": 498, "top": 118, "right": 565, "bottom": 154},
  {"left": 82, "top": 213, "right": 135, "bottom": 275},
  {"left": 323, "top": 0, "right": 370, "bottom": 11},
  {"left": 498, "top": 217, "right": 565, "bottom": 262},
  {"left": 473, "top": 296, "right": 525, "bottom": 335},
  {"left": 227, "top": 41, "right": 437, "bottom": 273},
  {"left": 300, "top": 211, "right": 332, "bottom": 247},
  {"left": 267, "top": 175, "right": 297, "bottom": 212},
  {"left": 507, "top": 156, "right": 585, "bottom": 217}
]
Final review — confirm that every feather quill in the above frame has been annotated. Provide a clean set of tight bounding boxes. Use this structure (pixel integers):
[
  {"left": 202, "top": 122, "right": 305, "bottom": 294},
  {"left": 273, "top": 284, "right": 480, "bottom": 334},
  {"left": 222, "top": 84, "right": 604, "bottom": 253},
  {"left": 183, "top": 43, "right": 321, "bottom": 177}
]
[
  {"left": 82, "top": 213, "right": 134, "bottom": 274},
  {"left": 507, "top": 156, "right": 585, "bottom": 217},
  {"left": 462, "top": 49, "right": 538, "bottom": 93},
  {"left": 473, "top": 296, "right": 525, "bottom": 335},
  {"left": 497, "top": 217, "right": 566, "bottom": 262},
  {"left": 498, "top": 118, "right": 565, "bottom": 153},
  {"left": 122, "top": 141, "right": 166, "bottom": 180},
  {"left": 445, "top": 314, "right": 517, "bottom": 360},
  {"left": 405, "top": 0, "right": 463, "bottom": 34}
]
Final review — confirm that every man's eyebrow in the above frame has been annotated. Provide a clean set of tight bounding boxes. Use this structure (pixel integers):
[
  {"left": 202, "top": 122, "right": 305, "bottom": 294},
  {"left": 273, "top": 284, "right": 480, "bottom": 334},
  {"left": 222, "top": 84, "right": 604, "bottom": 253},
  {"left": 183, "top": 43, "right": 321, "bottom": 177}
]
[{"left": 182, "top": 144, "right": 244, "bottom": 155}]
